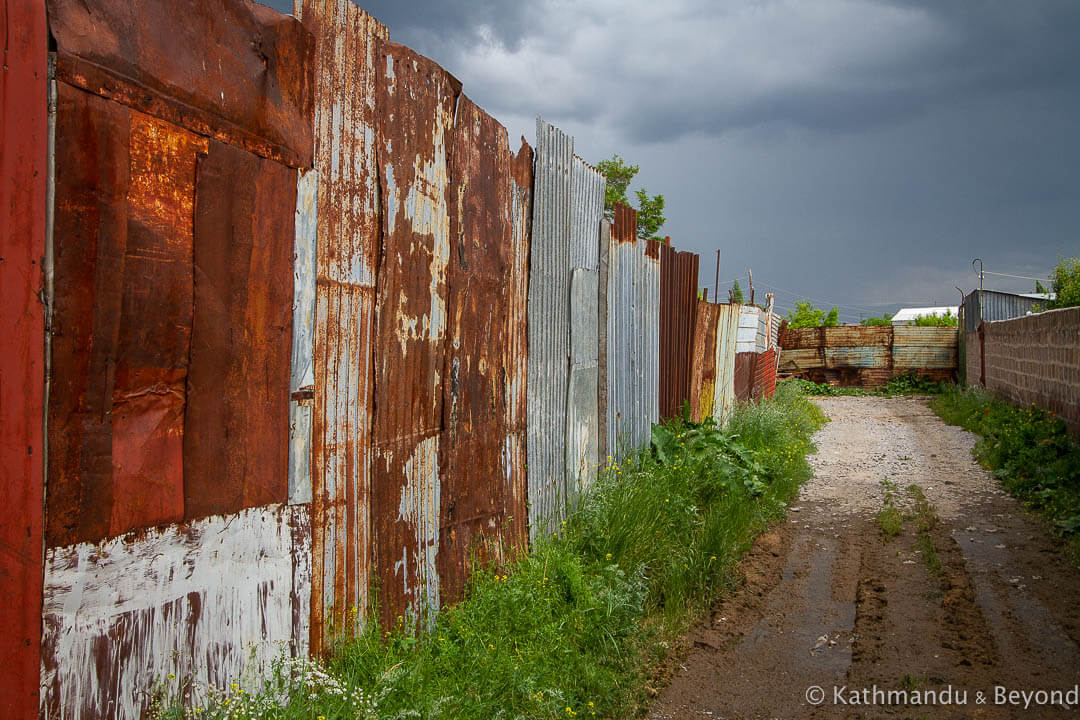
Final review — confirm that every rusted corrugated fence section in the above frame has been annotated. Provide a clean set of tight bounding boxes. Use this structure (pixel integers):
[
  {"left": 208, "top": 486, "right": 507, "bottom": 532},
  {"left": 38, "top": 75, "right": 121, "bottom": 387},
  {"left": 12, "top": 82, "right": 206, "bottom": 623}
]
[
  {"left": 659, "top": 245, "right": 700, "bottom": 419},
  {"left": 1, "top": 1, "right": 48, "bottom": 716},
  {"left": 779, "top": 326, "right": 958, "bottom": 387},
  {"left": 734, "top": 305, "right": 782, "bottom": 400},
  {"left": 14, "top": 1, "right": 777, "bottom": 715}
]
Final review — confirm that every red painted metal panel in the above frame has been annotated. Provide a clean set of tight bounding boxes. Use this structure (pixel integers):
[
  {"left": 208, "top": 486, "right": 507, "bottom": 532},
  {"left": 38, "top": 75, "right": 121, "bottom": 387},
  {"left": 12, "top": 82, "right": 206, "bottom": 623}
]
[
  {"left": 0, "top": 0, "right": 47, "bottom": 713},
  {"left": 48, "top": 86, "right": 208, "bottom": 547},
  {"left": 438, "top": 96, "right": 528, "bottom": 604},
  {"left": 48, "top": 0, "right": 315, "bottom": 168},
  {"left": 373, "top": 39, "right": 461, "bottom": 627},
  {"left": 184, "top": 139, "right": 295, "bottom": 519},
  {"left": 296, "top": 0, "right": 387, "bottom": 652},
  {"left": 751, "top": 349, "right": 778, "bottom": 400}
]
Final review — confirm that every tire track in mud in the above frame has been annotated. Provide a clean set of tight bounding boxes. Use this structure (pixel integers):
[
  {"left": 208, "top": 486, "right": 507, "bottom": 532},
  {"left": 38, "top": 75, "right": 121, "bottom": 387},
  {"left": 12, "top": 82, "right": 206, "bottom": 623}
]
[{"left": 650, "top": 396, "right": 1080, "bottom": 720}]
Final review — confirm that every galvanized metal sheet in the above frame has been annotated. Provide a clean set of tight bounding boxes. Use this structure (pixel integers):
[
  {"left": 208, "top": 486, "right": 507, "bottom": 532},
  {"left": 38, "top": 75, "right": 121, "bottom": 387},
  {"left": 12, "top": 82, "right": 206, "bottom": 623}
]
[
  {"left": 527, "top": 117, "right": 573, "bottom": 536},
  {"left": 824, "top": 346, "right": 891, "bottom": 369},
  {"left": 659, "top": 246, "right": 700, "bottom": 419},
  {"left": 712, "top": 304, "right": 741, "bottom": 423},
  {"left": 297, "top": 0, "right": 387, "bottom": 650},
  {"left": 567, "top": 268, "right": 600, "bottom": 497},
  {"left": 689, "top": 301, "right": 721, "bottom": 422},
  {"left": 47, "top": 88, "right": 209, "bottom": 547},
  {"left": 569, "top": 156, "right": 605, "bottom": 271},
  {"left": 49, "top": 0, "right": 315, "bottom": 167},
  {"left": 597, "top": 219, "right": 612, "bottom": 462},
  {"left": 185, "top": 138, "right": 295, "bottom": 520},
  {"left": 736, "top": 305, "right": 760, "bottom": 353},
  {"left": 372, "top": 39, "right": 460, "bottom": 628},
  {"left": 438, "top": 96, "right": 530, "bottom": 604},
  {"left": 289, "top": 169, "right": 318, "bottom": 505},
  {"left": 40, "top": 504, "right": 311, "bottom": 720},
  {"left": 0, "top": 1, "right": 47, "bottom": 713},
  {"left": 963, "top": 289, "right": 1045, "bottom": 333}
]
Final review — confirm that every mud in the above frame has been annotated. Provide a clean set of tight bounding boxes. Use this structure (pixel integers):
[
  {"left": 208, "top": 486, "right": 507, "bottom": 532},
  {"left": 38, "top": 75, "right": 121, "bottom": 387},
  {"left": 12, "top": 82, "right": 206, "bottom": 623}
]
[{"left": 650, "top": 396, "right": 1080, "bottom": 720}]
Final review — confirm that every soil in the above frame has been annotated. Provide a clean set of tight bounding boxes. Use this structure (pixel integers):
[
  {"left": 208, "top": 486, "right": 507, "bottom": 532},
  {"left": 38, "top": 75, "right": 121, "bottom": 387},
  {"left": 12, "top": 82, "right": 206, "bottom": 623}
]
[{"left": 649, "top": 396, "right": 1080, "bottom": 720}]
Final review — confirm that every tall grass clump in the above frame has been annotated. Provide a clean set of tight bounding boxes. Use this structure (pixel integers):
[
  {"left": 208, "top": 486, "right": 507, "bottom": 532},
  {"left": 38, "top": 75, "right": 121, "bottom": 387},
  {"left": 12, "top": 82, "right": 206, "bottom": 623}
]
[
  {"left": 154, "top": 385, "right": 826, "bottom": 720},
  {"left": 931, "top": 385, "right": 1080, "bottom": 556}
]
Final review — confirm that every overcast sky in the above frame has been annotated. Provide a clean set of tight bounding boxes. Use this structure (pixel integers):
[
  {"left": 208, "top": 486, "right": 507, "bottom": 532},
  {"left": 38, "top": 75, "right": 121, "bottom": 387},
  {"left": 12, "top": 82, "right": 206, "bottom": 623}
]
[{"left": 264, "top": 0, "right": 1079, "bottom": 322}]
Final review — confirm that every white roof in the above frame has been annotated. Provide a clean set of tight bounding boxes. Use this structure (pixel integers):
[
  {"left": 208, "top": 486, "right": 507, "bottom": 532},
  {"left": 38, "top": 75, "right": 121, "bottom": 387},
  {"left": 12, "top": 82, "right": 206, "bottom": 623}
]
[{"left": 891, "top": 306, "right": 958, "bottom": 323}]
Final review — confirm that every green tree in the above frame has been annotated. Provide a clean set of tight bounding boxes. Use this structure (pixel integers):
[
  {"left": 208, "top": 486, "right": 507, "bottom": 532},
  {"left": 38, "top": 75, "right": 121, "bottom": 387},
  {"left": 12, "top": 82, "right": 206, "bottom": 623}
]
[
  {"left": 1036, "top": 280, "right": 1048, "bottom": 294},
  {"left": 731, "top": 280, "right": 745, "bottom": 304},
  {"left": 912, "top": 310, "right": 959, "bottom": 327},
  {"left": 786, "top": 301, "right": 840, "bottom": 328},
  {"left": 861, "top": 313, "right": 893, "bottom": 327},
  {"left": 1048, "top": 256, "right": 1080, "bottom": 309},
  {"left": 596, "top": 154, "right": 667, "bottom": 241}
]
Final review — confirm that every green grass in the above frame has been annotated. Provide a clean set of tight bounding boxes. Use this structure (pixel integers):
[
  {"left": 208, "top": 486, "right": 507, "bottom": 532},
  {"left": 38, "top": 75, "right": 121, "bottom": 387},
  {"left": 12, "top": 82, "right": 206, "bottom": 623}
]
[
  {"left": 930, "top": 386, "right": 1080, "bottom": 557},
  {"left": 907, "top": 485, "right": 943, "bottom": 577},
  {"left": 785, "top": 371, "right": 948, "bottom": 398},
  {"left": 876, "top": 479, "right": 903, "bottom": 539},
  {"left": 151, "top": 385, "right": 826, "bottom": 720}
]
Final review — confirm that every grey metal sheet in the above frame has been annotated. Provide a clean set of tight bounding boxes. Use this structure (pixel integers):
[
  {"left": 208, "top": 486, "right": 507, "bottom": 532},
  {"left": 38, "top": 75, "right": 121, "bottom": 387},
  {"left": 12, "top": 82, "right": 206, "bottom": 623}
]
[
  {"left": 567, "top": 268, "right": 600, "bottom": 499},
  {"left": 289, "top": 169, "right": 318, "bottom": 505}
]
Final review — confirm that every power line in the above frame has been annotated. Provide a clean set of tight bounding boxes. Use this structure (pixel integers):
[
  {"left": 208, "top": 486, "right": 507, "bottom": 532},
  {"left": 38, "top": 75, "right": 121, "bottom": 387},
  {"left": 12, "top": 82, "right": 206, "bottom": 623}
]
[{"left": 981, "top": 270, "right": 1051, "bottom": 283}]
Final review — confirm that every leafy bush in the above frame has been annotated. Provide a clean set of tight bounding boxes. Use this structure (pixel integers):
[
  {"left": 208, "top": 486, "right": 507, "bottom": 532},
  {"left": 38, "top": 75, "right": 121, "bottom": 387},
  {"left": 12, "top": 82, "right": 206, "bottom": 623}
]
[
  {"left": 785, "top": 300, "right": 839, "bottom": 328},
  {"left": 911, "top": 310, "right": 958, "bottom": 326},
  {"left": 1048, "top": 255, "right": 1080, "bottom": 309},
  {"left": 861, "top": 314, "right": 892, "bottom": 327}
]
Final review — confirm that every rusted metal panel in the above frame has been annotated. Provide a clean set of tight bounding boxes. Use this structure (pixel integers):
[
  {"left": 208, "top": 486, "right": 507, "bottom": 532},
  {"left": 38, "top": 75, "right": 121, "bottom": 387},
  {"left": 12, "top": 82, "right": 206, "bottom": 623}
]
[
  {"left": 893, "top": 326, "right": 959, "bottom": 371},
  {"left": 48, "top": 87, "right": 208, "bottom": 547},
  {"left": 567, "top": 268, "right": 600, "bottom": 497},
  {"left": 527, "top": 117, "right": 573, "bottom": 536},
  {"left": 606, "top": 203, "right": 643, "bottom": 459},
  {"left": 40, "top": 504, "right": 311, "bottom": 720},
  {"left": 289, "top": 169, "right": 318, "bottom": 505},
  {"left": 660, "top": 246, "right": 700, "bottom": 419},
  {"left": 184, "top": 139, "right": 295, "bottom": 519},
  {"left": 824, "top": 325, "right": 893, "bottom": 347},
  {"left": 297, "top": 0, "right": 387, "bottom": 649},
  {"left": 712, "top": 304, "right": 741, "bottom": 423},
  {"left": 780, "top": 326, "right": 822, "bottom": 350},
  {"left": 438, "top": 96, "right": 529, "bottom": 604},
  {"left": 689, "top": 301, "right": 720, "bottom": 422},
  {"left": 779, "top": 348, "right": 825, "bottom": 372},
  {"left": 0, "top": 0, "right": 47, "bottom": 713},
  {"left": 372, "top": 39, "right": 460, "bottom": 628},
  {"left": 734, "top": 352, "right": 755, "bottom": 400},
  {"left": 824, "top": 346, "right": 891, "bottom": 369},
  {"left": 751, "top": 348, "right": 778, "bottom": 399},
  {"left": 49, "top": 0, "right": 315, "bottom": 167}
]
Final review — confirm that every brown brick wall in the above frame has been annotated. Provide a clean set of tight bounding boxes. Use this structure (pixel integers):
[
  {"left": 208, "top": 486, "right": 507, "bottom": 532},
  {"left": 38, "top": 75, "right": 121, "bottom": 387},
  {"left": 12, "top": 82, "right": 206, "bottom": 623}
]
[{"left": 967, "top": 307, "right": 1080, "bottom": 439}]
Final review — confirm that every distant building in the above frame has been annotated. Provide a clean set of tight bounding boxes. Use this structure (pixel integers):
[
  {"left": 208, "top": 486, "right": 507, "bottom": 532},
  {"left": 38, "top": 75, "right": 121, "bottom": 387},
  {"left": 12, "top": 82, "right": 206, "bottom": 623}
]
[
  {"left": 891, "top": 306, "right": 959, "bottom": 325},
  {"left": 960, "top": 290, "right": 1055, "bottom": 333}
]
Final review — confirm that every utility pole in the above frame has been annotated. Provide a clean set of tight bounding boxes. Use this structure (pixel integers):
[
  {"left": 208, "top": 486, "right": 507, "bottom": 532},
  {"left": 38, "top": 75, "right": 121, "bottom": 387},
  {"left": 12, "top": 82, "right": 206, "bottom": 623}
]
[
  {"left": 714, "top": 249, "right": 721, "bottom": 305},
  {"left": 748, "top": 268, "right": 754, "bottom": 306}
]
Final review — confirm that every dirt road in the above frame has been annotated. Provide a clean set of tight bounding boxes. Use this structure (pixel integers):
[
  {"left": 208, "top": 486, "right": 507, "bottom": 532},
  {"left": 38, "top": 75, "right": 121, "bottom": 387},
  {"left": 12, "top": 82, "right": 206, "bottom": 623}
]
[{"left": 650, "top": 396, "right": 1080, "bottom": 720}]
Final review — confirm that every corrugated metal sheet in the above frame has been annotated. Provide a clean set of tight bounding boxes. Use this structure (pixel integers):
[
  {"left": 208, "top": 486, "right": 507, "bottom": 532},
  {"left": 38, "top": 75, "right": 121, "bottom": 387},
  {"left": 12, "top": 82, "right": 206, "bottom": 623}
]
[
  {"left": 824, "top": 346, "right": 891, "bottom": 368},
  {"left": 185, "top": 138, "right": 295, "bottom": 520},
  {"left": 372, "top": 39, "right": 459, "bottom": 629},
  {"left": 606, "top": 203, "right": 660, "bottom": 459},
  {"left": 963, "top": 289, "right": 1045, "bottom": 333},
  {"left": 289, "top": 169, "right": 318, "bottom": 505},
  {"left": 48, "top": 0, "right": 315, "bottom": 168},
  {"left": 297, "top": 0, "right": 386, "bottom": 649},
  {"left": 527, "top": 118, "right": 573, "bottom": 536},
  {"left": 659, "top": 246, "right": 700, "bottom": 419},
  {"left": 570, "top": 156, "right": 605, "bottom": 270},
  {"left": 567, "top": 268, "right": 600, "bottom": 498},
  {"left": 711, "top": 304, "right": 741, "bottom": 423},
  {"left": 893, "top": 326, "right": 959, "bottom": 371},
  {"left": 689, "top": 301, "right": 721, "bottom": 422},
  {"left": 0, "top": 1, "right": 47, "bottom": 713},
  {"left": 438, "top": 96, "right": 530, "bottom": 604},
  {"left": 736, "top": 305, "right": 759, "bottom": 353},
  {"left": 40, "top": 504, "right": 311, "bottom": 720},
  {"left": 507, "top": 141, "right": 533, "bottom": 539},
  {"left": 597, "top": 220, "right": 612, "bottom": 461},
  {"left": 734, "top": 352, "right": 755, "bottom": 400},
  {"left": 751, "top": 348, "right": 778, "bottom": 399}
]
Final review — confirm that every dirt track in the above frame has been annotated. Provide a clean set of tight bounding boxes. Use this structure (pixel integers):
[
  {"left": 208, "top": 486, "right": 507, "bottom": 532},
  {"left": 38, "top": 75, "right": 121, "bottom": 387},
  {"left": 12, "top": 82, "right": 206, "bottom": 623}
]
[{"left": 650, "top": 396, "right": 1080, "bottom": 720}]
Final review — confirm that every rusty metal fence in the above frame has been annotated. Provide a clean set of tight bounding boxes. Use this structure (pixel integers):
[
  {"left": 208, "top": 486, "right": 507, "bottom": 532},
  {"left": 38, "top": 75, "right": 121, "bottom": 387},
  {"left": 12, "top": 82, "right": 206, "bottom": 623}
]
[{"left": 10, "top": 1, "right": 763, "bottom": 716}]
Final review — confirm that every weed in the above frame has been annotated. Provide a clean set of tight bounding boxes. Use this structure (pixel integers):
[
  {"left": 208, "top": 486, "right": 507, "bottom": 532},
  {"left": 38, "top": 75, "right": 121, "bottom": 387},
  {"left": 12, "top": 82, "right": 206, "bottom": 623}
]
[
  {"left": 155, "top": 387, "right": 827, "bottom": 719},
  {"left": 930, "top": 386, "right": 1080, "bottom": 557},
  {"left": 780, "top": 372, "right": 946, "bottom": 398},
  {"left": 877, "top": 507, "right": 903, "bottom": 539},
  {"left": 907, "top": 485, "right": 942, "bottom": 577}
]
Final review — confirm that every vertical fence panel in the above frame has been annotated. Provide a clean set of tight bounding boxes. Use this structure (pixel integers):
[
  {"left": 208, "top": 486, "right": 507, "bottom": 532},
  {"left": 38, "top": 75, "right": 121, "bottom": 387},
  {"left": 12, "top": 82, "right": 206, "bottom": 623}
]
[
  {"left": 438, "top": 97, "right": 529, "bottom": 603},
  {"left": 660, "top": 247, "right": 699, "bottom": 418},
  {"left": 372, "top": 39, "right": 459, "bottom": 628},
  {"left": 289, "top": 169, "right": 318, "bottom": 505},
  {"left": 713, "top": 304, "right": 741, "bottom": 422},
  {"left": 0, "top": 0, "right": 47, "bottom": 714},
  {"left": 689, "top": 301, "right": 721, "bottom": 422},
  {"left": 297, "top": 0, "right": 386, "bottom": 649},
  {"left": 527, "top": 118, "right": 573, "bottom": 536}
]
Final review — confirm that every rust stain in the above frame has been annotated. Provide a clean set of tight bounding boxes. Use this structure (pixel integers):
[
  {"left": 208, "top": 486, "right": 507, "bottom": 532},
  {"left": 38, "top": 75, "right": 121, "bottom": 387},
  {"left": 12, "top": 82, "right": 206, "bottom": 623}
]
[
  {"left": 734, "top": 352, "right": 755, "bottom": 401},
  {"left": 48, "top": 0, "right": 315, "bottom": 167},
  {"left": 48, "top": 87, "right": 208, "bottom": 547},
  {"left": 0, "top": 0, "right": 48, "bottom": 713},
  {"left": 689, "top": 301, "right": 721, "bottom": 422},
  {"left": 184, "top": 139, "right": 295, "bottom": 519},
  {"left": 296, "top": 0, "right": 388, "bottom": 652},
  {"left": 438, "top": 96, "right": 528, "bottom": 603},
  {"left": 612, "top": 202, "right": 637, "bottom": 244},
  {"left": 372, "top": 38, "right": 461, "bottom": 628},
  {"left": 659, "top": 245, "right": 699, "bottom": 419}
]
